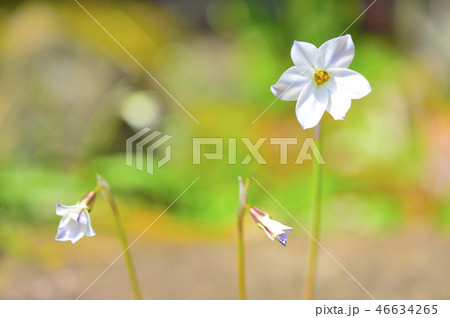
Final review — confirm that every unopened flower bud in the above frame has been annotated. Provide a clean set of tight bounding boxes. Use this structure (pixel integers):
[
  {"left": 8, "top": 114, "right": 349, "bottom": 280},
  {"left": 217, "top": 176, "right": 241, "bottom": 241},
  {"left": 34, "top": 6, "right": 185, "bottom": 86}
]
[{"left": 248, "top": 207, "right": 292, "bottom": 246}]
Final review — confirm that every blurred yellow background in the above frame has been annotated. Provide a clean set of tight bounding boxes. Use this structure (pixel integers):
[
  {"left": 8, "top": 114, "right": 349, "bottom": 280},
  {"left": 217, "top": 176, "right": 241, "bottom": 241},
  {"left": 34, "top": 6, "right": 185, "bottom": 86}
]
[{"left": 0, "top": 0, "right": 449, "bottom": 299}]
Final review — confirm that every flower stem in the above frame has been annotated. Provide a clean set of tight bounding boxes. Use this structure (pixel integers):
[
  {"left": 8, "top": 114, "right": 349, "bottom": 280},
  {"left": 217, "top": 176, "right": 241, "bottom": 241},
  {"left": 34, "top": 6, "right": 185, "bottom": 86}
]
[
  {"left": 237, "top": 178, "right": 249, "bottom": 300},
  {"left": 98, "top": 185, "right": 143, "bottom": 300},
  {"left": 303, "top": 123, "right": 322, "bottom": 299},
  {"left": 237, "top": 209, "right": 246, "bottom": 300}
]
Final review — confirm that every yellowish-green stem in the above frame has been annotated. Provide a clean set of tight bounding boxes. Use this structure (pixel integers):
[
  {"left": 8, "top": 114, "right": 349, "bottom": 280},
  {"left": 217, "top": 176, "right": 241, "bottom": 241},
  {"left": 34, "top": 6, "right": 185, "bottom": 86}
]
[
  {"left": 237, "top": 210, "right": 246, "bottom": 300},
  {"left": 97, "top": 184, "right": 143, "bottom": 300},
  {"left": 237, "top": 178, "right": 249, "bottom": 300},
  {"left": 303, "top": 124, "right": 322, "bottom": 299}
]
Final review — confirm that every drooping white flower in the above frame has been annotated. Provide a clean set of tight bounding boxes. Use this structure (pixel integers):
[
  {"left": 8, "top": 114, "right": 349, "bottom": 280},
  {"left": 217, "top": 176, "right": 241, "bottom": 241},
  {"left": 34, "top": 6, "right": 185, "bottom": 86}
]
[
  {"left": 55, "top": 191, "right": 96, "bottom": 244},
  {"left": 249, "top": 207, "right": 292, "bottom": 246},
  {"left": 271, "top": 34, "right": 371, "bottom": 129}
]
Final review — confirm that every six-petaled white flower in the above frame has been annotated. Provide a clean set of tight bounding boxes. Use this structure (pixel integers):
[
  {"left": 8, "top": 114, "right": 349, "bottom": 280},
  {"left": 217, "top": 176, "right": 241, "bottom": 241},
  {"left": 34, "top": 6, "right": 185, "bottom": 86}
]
[
  {"left": 271, "top": 34, "right": 371, "bottom": 129},
  {"left": 249, "top": 207, "right": 292, "bottom": 246},
  {"left": 55, "top": 191, "right": 96, "bottom": 244}
]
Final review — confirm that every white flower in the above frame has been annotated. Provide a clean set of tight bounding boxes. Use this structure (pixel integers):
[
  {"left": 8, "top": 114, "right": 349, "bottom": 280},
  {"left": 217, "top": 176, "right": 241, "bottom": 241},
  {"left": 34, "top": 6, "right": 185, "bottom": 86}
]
[
  {"left": 55, "top": 198, "right": 96, "bottom": 244},
  {"left": 249, "top": 207, "right": 292, "bottom": 246},
  {"left": 271, "top": 34, "right": 371, "bottom": 129}
]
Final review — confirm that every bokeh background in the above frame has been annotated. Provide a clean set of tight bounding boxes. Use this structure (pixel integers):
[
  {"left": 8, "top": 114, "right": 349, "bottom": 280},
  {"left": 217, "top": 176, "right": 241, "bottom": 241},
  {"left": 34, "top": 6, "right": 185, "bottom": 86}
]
[{"left": 0, "top": 0, "right": 449, "bottom": 299}]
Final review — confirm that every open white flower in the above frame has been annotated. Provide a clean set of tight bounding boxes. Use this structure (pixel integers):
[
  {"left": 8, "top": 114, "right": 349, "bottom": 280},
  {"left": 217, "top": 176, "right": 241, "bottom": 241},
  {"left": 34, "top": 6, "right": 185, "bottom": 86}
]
[
  {"left": 271, "top": 34, "right": 371, "bottom": 129},
  {"left": 249, "top": 207, "right": 292, "bottom": 246},
  {"left": 55, "top": 192, "right": 96, "bottom": 244}
]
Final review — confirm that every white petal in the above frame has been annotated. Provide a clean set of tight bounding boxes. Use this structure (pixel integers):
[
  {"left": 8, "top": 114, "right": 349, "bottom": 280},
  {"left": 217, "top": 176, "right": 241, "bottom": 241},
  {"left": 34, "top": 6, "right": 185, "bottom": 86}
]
[
  {"left": 64, "top": 217, "right": 80, "bottom": 233},
  {"left": 67, "top": 221, "right": 85, "bottom": 244},
  {"left": 70, "top": 233, "right": 85, "bottom": 244},
  {"left": 317, "top": 34, "right": 355, "bottom": 69},
  {"left": 55, "top": 227, "right": 69, "bottom": 241},
  {"left": 328, "top": 68, "right": 371, "bottom": 99},
  {"left": 55, "top": 203, "right": 86, "bottom": 220},
  {"left": 326, "top": 92, "right": 352, "bottom": 120},
  {"left": 324, "top": 77, "right": 338, "bottom": 93},
  {"left": 77, "top": 209, "right": 89, "bottom": 225},
  {"left": 270, "top": 66, "right": 309, "bottom": 101},
  {"left": 276, "top": 233, "right": 288, "bottom": 246},
  {"left": 261, "top": 217, "right": 292, "bottom": 237},
  {"left": 275, "top": 228, "right": 292, "bottom": 246},
  {"left": 260, "top": 226, "right": 275, "bottom": 241},
  {"left": 55, "top": 208, "right": 95, "bottom": 243},
  {"left": 86, "top": 224, "right": 96, "bottom": 237},
  {"left": 295, "top": 82, "right": 328, "bottom": 129},
  {"left": 55, "top": 203, "right": 74, "bottom": 216},
  {"left": 260, "top": 217, "right": 280, "bottom": 233},
  {"left": 84, "top": 210, "right": 96, "bottom": 237},
  {"left": 75, "top": 210, "right": 96, "bottom": 237},
  {"left": 259, "top": 217, "right": 278, "bottom": 240},
  {"left": 260, "top": 217, "right": 292, "bottom": 246},
  {"left": 57, "top": 215, "right": 72, "bottom": 228},
  {"left": 291, "top": 41, "right": 317, "bottom": 75},
  {"left": 55, "top": 218, "right": 81, "bottom": 242},
  {"left": 56, "top": 203, "right": 67, "bottom": 215},
  {"left": 249, "top": 207, "right": 267, "bottom": 225},
  {"left": 315, "top": 85, "right": 329, "bottom": 104}
]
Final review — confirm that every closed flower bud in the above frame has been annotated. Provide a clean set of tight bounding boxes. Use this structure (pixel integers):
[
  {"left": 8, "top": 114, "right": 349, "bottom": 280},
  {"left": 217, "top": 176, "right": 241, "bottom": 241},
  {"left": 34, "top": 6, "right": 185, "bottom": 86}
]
[{"left": 248, "top": 207, "right": 292, "bottom": 246}]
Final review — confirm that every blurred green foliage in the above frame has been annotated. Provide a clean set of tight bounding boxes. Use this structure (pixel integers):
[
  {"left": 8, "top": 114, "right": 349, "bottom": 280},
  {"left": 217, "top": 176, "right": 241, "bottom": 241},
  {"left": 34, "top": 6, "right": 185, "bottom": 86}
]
[{"left": 0, "top": 0, "right": 449, "bottom": 249}]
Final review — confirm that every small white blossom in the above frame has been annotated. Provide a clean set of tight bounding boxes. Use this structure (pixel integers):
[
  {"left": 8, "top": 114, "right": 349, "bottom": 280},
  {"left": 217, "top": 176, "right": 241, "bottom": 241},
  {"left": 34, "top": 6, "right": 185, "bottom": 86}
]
[
  {"left": 55, "top": 199, "right": 96, "bottom": 244},
  {"left": 249, "top": 207, "right": 292, "bottom": 246},
  {"left": 271, "top": 34, "right": 371, "bottom": 129}
]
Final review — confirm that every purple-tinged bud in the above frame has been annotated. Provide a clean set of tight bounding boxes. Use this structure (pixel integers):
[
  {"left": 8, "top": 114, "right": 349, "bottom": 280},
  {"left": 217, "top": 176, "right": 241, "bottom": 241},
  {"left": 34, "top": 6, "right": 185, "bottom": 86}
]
[
  {"left": 248, "top": 207, "right": 292, "bottom": 246},
  {"left": 78, "top": 191, "right": 96, "bottom": 212}
]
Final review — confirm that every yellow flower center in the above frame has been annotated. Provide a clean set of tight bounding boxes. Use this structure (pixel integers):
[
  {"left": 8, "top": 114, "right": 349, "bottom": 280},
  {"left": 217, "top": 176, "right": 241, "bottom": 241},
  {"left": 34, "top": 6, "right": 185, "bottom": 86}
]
[{"left": 313, "top": 70, "right": 330, "bottom": 86}]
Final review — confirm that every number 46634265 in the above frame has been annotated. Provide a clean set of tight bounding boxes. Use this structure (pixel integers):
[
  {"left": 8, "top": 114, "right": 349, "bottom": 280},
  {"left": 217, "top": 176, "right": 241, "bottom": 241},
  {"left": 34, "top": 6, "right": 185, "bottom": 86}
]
[{"left": 375, "top": 305, "right": 438, "bottom": 315}]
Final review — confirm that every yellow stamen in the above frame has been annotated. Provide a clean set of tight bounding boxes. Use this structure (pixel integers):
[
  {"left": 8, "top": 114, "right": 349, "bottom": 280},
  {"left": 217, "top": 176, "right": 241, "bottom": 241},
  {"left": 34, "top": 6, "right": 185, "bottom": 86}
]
[{"left": 313, "top": 70, "right": 330, "bottom": 86}]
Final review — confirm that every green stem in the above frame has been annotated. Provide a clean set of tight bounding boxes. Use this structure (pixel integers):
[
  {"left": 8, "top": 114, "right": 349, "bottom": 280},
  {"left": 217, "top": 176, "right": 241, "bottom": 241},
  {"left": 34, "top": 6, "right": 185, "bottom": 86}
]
[
  {"left": 237, "top": 209, "right": 246, "bottom": 300},
  {"left": 99, "top": 185, "right": 143, "bottom": 300},
  {"left": 303, "top": 123, "right": 322, "bottom": 299},
  {"left": 237, "top": 178, "right": 249, "bottom": 300}
]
